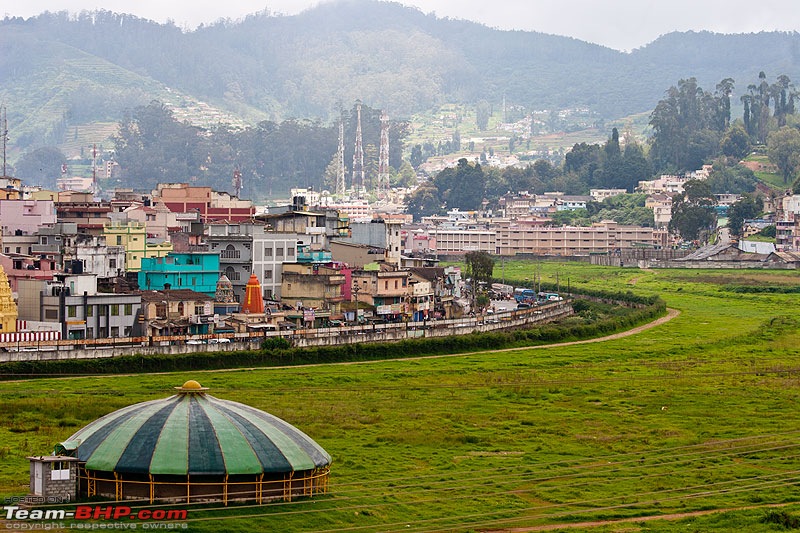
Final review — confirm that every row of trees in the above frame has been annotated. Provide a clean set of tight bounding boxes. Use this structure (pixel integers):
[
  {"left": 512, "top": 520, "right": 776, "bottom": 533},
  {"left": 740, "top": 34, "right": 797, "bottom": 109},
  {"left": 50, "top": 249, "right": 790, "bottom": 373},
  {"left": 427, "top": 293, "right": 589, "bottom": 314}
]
[{"left": 649, "top": 73, "right": 798, "bottom": 174}]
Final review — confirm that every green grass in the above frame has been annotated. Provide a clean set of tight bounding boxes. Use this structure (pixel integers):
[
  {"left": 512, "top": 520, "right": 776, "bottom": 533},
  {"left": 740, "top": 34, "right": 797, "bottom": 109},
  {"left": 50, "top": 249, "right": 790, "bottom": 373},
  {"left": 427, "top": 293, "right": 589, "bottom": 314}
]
[{"left": 2, "top": 263, "right": 800, "bottom": 531}]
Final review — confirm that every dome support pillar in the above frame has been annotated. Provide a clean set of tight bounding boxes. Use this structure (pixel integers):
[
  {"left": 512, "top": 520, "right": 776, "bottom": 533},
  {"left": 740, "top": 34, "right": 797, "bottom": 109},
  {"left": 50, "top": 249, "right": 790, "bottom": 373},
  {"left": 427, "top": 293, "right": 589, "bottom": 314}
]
[{"left": 114, "top": 472, "right": 121, "bottom": 501}]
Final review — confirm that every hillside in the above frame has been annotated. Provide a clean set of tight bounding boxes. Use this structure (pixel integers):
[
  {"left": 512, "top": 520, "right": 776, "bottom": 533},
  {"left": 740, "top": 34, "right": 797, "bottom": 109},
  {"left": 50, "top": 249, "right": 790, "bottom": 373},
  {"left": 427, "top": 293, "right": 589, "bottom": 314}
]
[{"left": 2, "top": 0, "right": 800, "bottom": 159}]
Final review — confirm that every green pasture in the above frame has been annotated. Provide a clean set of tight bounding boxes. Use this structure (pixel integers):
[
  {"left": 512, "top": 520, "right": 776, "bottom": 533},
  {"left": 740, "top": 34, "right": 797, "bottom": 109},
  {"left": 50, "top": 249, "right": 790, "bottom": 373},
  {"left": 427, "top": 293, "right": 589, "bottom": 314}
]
[{"left": 2, "top": 263, "right": 800, "bottom": 531}]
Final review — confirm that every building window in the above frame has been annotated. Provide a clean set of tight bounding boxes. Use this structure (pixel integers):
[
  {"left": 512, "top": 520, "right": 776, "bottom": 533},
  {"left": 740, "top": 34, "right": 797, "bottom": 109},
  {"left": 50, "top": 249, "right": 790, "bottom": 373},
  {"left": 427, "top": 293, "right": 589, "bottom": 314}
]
[
  {"left": 276, "top": 248, "right": 284, "bottom": 257},
  {"left": 287, "top": 247, "right": 295, "bottom": 257},
  {"left": 99, "top": 306, "right": 107, "bottom": 316},
  {"left": 110, "top": 326, "right": 119, "bottom": 337},
  {"left": 124, "top": 304, "right": 132, "bottom": 315},
  {"left": 67, "top": 306, "right": 77, "bottom": 318},
  {"left": 264, "top": 247, "right": 272, "bottom": 257},
  {"left": 265, "top": 269, "right": 273, "bottom": 280},
  {"left": 116, "top": 236, "right": 122, "bottom": 245},
  {"left": 86, "top": 306, "right": 94, "bottom": 317},
  {"left": 50, "top": 462, "right": 70, "bottom": 481},
  {"left": 394, "top": 280, "right": 398, "bottom": 289},
  {"left": 109, "top": 259, "right": 117, "bottom": 269},
  {"left": 45, "top": 309, "right": 58, "bottom": 320},
  {"left": 124, "top": 327, "right": 132, "bottom": 336},
  {"left": 110, "top": 304, "right": 119, "bottom": 316},
  {"left": 194, "top": 305, "right": 204, "bottom": 315},
  {"left": 178, "top": 302, "right": 185, "bottom": 315}
]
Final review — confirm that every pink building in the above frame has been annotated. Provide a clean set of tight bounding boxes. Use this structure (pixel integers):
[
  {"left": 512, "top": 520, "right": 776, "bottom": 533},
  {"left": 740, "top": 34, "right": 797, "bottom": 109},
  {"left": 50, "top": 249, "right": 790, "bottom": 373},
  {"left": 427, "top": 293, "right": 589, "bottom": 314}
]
[
  {"left": 0, "top": 199, "right": 57, "bottom": 236},
  {"left": 0, "top": 253, "right": 57, "bottom": 295}
]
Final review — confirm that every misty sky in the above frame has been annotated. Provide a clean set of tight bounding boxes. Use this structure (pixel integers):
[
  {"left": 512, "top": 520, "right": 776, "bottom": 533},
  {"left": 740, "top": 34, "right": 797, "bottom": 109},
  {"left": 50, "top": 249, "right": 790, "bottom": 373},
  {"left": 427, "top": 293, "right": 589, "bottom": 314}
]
[{"left": 4, "top": 0, "right": 800, "bottom": 51}]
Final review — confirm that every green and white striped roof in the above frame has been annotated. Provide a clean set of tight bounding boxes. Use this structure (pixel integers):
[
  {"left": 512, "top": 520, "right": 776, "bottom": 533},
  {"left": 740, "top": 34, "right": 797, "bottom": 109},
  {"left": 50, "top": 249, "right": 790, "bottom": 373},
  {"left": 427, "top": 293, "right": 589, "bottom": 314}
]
[{"left": 58, "top": 382, "right": 331, "bottom": 476}]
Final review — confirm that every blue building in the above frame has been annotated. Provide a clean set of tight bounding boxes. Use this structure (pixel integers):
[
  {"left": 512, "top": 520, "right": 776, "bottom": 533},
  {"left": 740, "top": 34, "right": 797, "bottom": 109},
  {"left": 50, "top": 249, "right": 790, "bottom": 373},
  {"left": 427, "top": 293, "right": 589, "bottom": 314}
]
[{"left": 138, "top": 253, "right": 220, "bottom": 298}]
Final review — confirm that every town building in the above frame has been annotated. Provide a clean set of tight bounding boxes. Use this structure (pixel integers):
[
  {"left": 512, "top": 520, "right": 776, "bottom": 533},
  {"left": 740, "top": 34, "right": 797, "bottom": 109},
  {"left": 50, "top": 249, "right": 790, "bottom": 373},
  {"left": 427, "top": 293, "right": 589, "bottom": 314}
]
[
  {"left": 281, "top": 263, "right": 346, "bottom": 316},
  {"left": 55, "top": 192, "right": 112, "bottom": 236},
  {"left": 646, "top": 194, "right": 674, "bottom": 229},
  {"left": 154, "top": 183, "right": 255, "bottom": 222},
  {"left": 0, "top": 198, "right": 57, "bottom": 236},
  {"left": 495, "top": 219, "right": 668, "bottom": 256},
  {"left": 74, "top": 234, "right": 125, "bottom": 278},
  {"left": 138, "top": 252, "right": 220, "bottom": 297},
  {"left": 17, "top": 274, "right": 141, "bottom": 340},
  {"left": 137, "top": 289, "right": 216, "bottom": 337},
  {"left": 103, "top": 222, "right": 173, "bottom": 272},
  {"left": 352, "top": 264, "right": 409, "bottom": 322},
  {"left": 252, "top": 232, "right": 311, "bottom": 301}
]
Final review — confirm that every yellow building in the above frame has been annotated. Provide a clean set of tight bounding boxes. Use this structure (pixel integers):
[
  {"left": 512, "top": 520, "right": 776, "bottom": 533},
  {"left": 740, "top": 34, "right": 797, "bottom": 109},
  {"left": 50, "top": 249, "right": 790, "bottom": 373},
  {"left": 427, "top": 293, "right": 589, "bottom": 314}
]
[
  {"left": 103, "top": 222, "right": 173, "bottom": 272},
  {"left": 0, "top": 265, "right": 18, "bottom": 332}
]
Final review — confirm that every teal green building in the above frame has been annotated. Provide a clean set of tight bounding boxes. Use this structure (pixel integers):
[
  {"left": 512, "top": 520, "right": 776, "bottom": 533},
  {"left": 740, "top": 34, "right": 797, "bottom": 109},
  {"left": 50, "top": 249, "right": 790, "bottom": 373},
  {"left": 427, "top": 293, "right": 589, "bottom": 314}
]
[{"left": 138, "top": 252, "right": 220, "bottom": 297}]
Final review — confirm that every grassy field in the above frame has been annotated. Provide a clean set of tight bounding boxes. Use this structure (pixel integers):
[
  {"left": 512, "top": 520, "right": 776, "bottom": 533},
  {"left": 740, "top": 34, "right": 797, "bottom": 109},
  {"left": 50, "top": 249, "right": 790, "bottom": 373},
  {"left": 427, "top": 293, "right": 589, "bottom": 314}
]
[{"left": 2, "top": 263, "right": 800, "bottom": 532}]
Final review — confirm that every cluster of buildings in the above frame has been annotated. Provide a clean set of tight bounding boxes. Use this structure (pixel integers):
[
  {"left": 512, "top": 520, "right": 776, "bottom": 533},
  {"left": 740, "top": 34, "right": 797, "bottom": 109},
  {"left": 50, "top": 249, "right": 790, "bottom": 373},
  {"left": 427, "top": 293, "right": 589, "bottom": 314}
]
[
  {"left": 5, "top": 155, "right": 797, "bottom": 343},
  {"left": 0, "top": 179, "right": 468, "bottom": 343}
]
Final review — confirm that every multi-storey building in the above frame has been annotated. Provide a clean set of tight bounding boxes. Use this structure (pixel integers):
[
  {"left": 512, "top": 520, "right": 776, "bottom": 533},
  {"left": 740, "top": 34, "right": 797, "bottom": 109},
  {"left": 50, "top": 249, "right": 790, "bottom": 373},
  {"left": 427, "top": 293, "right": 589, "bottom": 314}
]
[
  {"left": 104, "top": 222, "right": 173, "bottom": 272},
  {"left": 74, "top": 234, "right": 126, "bottom": 278},
  {"left": 55, "top": 191, "right": 112, "bottom": 236},
  {"left": 207, "top": 223, "right": 258, "bottom": 302},
  {"left": 495, "top": 220, "right": 668, "bottom": 256},
  {"left": 0, "top": 198, "right": 57, "bottom": 236},
  {"left": 646, "top": 194, "right": 674, "bottom": 229},
  {"left": 137, "top": 289, "right": 216, "bottom": 337},
  {"left": 17, "top": 274, "right": 141, "bottom": 340},
  {"left": 281, "top": 263, "right": 346, "bottom": 313},
  {"left": 138, "top": 252, "right": 220, "bottom": 297},
  {"left": 352, "top": 264, "right": 409, "bottom": 321},
  {"left": 252, "top": 232, "right": 311, "bottom": 301},
  {"left": 428, "top": 225, "right": 496, "bottom": 254},
  {"left": 154, "top": 183, "right": 255, "bottom": 222},
  {"left": 32, "top": 223, "right": 79, "bottom": 270}
]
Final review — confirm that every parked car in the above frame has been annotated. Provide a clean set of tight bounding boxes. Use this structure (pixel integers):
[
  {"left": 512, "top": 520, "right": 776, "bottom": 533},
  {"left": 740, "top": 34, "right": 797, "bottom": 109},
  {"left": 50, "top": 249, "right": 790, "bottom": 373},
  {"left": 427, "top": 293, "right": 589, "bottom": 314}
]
[{"left": 208, "top": 338, "right": 231, "bottom": 344}]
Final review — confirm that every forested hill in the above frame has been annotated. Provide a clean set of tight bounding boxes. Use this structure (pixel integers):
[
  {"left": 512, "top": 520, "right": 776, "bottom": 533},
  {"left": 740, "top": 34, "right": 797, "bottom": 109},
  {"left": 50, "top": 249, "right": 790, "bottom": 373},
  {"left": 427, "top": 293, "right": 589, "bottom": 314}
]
[{"left": 2, "top": 0, "right": 800, "bottom": 153}]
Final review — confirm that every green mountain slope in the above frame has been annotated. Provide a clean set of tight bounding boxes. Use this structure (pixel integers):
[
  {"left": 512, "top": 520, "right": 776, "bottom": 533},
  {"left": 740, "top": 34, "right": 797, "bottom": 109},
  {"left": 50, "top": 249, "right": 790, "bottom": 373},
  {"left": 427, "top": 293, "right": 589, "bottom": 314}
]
[{"left": 2, "top": 0, "right": 800, "bottom": 156}]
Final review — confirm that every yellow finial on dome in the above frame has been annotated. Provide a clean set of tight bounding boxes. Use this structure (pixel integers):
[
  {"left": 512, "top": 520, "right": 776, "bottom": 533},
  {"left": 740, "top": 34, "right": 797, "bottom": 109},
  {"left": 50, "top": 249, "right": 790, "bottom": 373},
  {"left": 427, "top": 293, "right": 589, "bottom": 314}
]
[{"left": 175, "top": 380, "right": 209, "bottom": 393}]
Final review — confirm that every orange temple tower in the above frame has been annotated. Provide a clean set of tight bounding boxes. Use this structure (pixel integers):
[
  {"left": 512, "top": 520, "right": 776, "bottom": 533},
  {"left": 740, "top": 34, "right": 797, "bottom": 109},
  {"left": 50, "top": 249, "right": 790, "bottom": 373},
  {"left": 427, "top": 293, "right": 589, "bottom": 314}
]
[{"left": 241, "top": 274, "right": 265, "bottom": 314}]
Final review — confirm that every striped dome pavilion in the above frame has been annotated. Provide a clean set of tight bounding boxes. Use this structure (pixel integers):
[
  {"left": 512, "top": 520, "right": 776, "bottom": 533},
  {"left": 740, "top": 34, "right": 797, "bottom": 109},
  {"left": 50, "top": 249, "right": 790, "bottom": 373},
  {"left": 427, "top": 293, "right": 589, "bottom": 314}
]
[{"left": 55, "top": 381, "right": 331, "bottom": 504}]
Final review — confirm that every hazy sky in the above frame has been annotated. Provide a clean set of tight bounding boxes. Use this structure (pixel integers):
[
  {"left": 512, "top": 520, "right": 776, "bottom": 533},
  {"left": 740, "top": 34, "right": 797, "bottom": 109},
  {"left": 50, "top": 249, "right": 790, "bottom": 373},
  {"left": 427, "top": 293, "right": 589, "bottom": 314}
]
[{"left": 4, "top": 0, "right": 800, "bottom": 51}]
